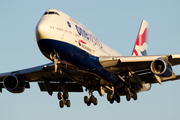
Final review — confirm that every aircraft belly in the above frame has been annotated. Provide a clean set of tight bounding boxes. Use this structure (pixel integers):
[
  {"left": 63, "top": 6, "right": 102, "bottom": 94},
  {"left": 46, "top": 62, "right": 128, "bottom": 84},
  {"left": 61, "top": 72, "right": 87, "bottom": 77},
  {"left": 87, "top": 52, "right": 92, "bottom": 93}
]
[{"left": 38, "top": 39, "right": 121, "bottom": 85}]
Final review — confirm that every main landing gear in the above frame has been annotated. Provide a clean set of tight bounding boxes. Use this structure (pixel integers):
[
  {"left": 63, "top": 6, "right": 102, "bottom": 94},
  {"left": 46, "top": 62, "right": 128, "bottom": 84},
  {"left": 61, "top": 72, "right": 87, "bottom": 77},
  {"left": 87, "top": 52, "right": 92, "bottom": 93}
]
[
  {"left": 125, "top": 85, "right": 137, "bottom": 101},
  {"left": 58, "top": 92, "right": 71, "bottom": 108},
  {"left": 119, "top": 74, "right": 138, "bottom": 102},
  {"left": 107, "top": 93, "right": 121, "bottom": 104},
  {"left": 84, "top": 89, "right": 98, "bottom": 106},
  {"left": 84, "top": 95, "right": 97, "bottom": 106}
]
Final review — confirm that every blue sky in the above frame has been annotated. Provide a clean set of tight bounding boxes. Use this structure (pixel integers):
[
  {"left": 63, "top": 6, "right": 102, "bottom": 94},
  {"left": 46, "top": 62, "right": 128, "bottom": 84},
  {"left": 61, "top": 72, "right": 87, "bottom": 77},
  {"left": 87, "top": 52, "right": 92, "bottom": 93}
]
[{"left": 0, "top": 0, "right": 180, "bottom": 120}]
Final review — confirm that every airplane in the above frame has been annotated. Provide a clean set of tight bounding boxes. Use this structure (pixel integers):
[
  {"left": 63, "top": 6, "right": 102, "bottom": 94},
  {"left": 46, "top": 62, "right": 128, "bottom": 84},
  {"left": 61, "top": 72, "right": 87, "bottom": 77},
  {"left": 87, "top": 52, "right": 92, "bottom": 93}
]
[{"left": 1, "top": 9, "right": 180, "bottom": 108}]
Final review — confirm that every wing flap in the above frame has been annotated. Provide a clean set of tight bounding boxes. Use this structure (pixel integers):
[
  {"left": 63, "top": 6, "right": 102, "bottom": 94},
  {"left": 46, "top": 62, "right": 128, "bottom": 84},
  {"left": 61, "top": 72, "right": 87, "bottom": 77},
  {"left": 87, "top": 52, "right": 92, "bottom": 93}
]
[
  {"left": 38, "top": 82, "right": 83, "bottom": 92},
  {"left": 169, "top": 54, "right": 180, "bottom": 65}
]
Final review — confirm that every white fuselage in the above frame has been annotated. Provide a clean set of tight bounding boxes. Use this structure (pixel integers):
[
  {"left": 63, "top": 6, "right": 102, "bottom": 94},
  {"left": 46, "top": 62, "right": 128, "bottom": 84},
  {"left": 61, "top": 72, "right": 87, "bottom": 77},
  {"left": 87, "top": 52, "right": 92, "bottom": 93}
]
[
  {"left": 36, "top": 9, "right": 122, "bottom": 85},
  {"left": 36, "top": 9, "right": 122, "bottom": 58}
]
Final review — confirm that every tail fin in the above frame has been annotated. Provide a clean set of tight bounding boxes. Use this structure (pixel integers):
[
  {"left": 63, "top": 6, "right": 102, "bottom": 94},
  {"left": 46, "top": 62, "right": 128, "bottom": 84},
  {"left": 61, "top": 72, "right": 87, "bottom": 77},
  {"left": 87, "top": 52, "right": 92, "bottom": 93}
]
[{"left": 132, "top": 20, "right": 148, "bottom": 56}]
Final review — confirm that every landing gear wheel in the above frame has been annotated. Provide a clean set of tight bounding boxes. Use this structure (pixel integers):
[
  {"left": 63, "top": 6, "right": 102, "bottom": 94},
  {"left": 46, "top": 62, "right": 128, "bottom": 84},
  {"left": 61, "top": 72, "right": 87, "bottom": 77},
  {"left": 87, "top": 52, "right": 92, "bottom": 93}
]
[
  {"left": 126, "top": 94, "right": 131, "bottom": 101},
  {"left": 93, "top": 98, "right": 97, "bottom": 105},
  {"left": 59, "top": 100, "right": 64, "bottom": 108},
  {"left": 84, "top": 95, "right": 98, "bottom": 106},
  {"left": 116, "top": 96, "right": 120, "bottom": 103},
  {"left": 110, "top": 98, "right": 114, "bottom": 104},
  {"left": 66, "top": 100, "right": 71, "bottom": 107},
  {"left": 132, "top": 92, "right": 137, "bottom": 100},
  {"left": 63, "top": 92, "right": 69, "bottom": 99},
  {"left": 84, "top": 96, "right": 89, "bottom": 104},
  {"left": 57, "top": 92, "right": 63, "bottom": 100},
  {"left": 113, "top": 93, "right": 120, "bottom": 103},
  {"left": 107, "top": 94, "right": 112, "bottom": 101},
  {"left": 87, "top": 101, "right": 91, "bottom": 106},
  {"left": 90, "top": 95, "right": 95, "bottom": 102}
]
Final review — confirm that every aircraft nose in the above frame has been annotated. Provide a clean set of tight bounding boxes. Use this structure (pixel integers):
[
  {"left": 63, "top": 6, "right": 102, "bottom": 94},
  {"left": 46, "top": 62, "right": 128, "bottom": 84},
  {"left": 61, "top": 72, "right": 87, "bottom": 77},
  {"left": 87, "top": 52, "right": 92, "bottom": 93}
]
[{"left": 35, "top": 20, "right": 49, "bottom": 42}]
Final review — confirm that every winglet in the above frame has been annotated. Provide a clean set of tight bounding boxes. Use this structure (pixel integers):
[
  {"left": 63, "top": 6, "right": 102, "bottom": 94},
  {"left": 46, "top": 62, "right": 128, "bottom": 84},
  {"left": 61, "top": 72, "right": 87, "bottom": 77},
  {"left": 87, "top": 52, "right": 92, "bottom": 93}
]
[{"left": 132, "top": 20, "right": 148, "bottom": 56}]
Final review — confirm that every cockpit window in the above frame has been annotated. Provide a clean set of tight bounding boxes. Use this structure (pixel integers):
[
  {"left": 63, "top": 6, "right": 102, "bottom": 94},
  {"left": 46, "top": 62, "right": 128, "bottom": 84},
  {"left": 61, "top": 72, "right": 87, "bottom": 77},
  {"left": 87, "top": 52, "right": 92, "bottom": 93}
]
[
  {"left": 54, "top": 12, "right": 59, "bottom": 15},
  {"left": 48, "top": 12, "right": 54, "bottom": 14},
  {"left": 44, "top": 11, "right": 59, "bottom": 16},
  {"left": 44, "top": 12, "right": 48, "bottom": 15}
]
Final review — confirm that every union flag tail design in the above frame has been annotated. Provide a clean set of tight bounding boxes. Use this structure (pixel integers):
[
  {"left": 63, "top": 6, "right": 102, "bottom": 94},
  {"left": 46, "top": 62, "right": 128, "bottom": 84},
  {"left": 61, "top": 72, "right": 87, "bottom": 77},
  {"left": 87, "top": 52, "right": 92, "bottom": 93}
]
[{"left": 132, "top": 20, "right": 148, "bottom": 56}]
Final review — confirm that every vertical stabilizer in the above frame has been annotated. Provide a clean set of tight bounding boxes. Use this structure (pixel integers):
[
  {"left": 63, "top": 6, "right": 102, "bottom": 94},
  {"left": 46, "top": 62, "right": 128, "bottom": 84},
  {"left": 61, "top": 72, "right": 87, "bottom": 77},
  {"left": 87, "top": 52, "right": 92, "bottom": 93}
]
[{"left": 132, "top": 20, "right": 148, "bottom": 56}]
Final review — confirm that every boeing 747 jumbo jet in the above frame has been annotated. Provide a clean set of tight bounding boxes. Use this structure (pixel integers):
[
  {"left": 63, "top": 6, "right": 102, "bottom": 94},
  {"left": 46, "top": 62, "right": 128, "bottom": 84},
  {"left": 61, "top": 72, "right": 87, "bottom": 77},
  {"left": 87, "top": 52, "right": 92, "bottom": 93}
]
[{"left": 1, "top": 9, "right": 180, "bottom": 108}]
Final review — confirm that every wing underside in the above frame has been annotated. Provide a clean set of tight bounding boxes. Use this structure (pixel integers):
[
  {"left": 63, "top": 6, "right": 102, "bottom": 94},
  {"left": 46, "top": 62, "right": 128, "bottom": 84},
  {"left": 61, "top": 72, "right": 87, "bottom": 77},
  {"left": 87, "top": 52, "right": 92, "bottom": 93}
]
[
  {"left": 99, "top": 54, "right": 180, "bottom": 84},
  {"left": 0, "top": 63, "right": 84, "bottom": 93}
]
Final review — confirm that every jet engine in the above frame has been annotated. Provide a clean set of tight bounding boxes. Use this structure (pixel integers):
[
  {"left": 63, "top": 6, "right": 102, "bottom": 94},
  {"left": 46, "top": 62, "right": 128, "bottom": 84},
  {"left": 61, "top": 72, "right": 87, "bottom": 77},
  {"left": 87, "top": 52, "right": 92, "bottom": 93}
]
[
  {"left": 150, "top": 58, "right": 173, "bottom": 77},
  {"left": 3, "top": 74, "right": 25, "bottom": 93}
]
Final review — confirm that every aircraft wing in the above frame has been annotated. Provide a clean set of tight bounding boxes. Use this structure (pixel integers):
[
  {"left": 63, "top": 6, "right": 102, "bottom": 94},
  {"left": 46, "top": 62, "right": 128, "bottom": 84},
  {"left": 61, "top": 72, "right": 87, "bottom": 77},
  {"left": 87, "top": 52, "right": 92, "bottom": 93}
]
[
  {"left": 99, "top": 54, "right": 180, "bottom": 84},
  {"left": 0, "top": 63, "right": 83, "bottom": 94}
]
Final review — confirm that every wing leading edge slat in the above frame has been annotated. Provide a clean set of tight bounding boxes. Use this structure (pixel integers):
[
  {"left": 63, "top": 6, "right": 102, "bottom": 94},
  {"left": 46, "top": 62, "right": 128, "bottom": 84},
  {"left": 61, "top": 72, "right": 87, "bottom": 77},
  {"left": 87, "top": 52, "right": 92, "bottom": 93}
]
[{"left": 99, "top": 54, "right": 180, "bottom": 73}]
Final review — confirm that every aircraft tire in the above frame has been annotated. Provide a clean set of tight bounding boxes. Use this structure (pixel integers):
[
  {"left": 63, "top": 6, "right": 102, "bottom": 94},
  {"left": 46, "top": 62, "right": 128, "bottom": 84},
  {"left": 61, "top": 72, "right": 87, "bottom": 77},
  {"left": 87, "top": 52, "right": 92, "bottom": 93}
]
[
  {"left": 59, "top": 100, "right": 64, "bottom": 108},
  {"left": 113, "top": 93, "right": 120, "bottom": 103},
  {"left": 126, "top": 94, "right": 131, "bottom": 101},
  {"left": 63, "top": 92, "right": 69, "bottom": 99},
  {"left": 57, "top": 92, "right": 62, "bottom": 100},
  {"left": 132, "top": 92, "right": 137, "bottom": 100},
  {"left": 107, "top": 94, "right": 112, "bottom": 101},
  {"left": 87, "top": 101, "right": 91, "bottom": 106},
  {"left": 84, "top": 96, "right": 89, "bottom": 104},
  {"left": 115, "top": 96, "right": 120, "bottom": 103},
  {"left": 110, "top": 98, "right": 114, "bottom": 104},
  {"left": 93, "top": 98, "right": 98, "bottom": 105},
  {"left": 66, "top": 100, "right": 71, "bottom": 107},
  {"left": 90, "top": 95, "right": 95, "bottom": 102}
]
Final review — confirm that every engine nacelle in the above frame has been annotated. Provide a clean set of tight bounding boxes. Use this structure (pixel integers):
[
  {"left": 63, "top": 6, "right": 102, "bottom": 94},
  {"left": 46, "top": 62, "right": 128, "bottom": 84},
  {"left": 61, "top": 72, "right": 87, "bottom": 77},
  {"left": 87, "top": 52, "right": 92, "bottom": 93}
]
[
  {"left": 136, "top": 83, "right": 151, "bottom": 93},
  {"left": 3, "top": 74, "right": 25, "bottom": 93},
  {"left": 150, "top": 58, "right": 173, "bottom": 77}
]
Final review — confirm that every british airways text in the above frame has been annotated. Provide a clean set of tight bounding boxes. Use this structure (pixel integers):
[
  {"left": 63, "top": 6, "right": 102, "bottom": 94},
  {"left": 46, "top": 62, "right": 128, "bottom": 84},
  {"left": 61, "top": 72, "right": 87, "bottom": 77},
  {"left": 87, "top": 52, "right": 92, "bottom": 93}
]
[{"left": 75, "top": 25, "right": 103, "bottom": 49}]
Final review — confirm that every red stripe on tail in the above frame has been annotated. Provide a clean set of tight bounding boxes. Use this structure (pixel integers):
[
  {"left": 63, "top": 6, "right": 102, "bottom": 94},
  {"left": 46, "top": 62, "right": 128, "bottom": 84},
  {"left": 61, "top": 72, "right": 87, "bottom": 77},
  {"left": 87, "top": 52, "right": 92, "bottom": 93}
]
[{"left": 136, "top": 28, "right": 148, "bottom": 46}]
